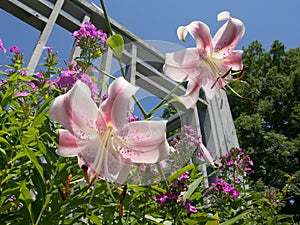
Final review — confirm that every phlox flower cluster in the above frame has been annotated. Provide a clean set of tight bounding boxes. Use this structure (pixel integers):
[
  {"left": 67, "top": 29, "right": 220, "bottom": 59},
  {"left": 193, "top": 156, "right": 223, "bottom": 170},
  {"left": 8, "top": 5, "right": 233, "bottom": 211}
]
[
  {"left": 219, "top": 147, "right": 253, "bottom": 184},
  {"left": 170, "top": 125, "right": 214, "bottom": 166},
  {"left": 72, "top": 22, "right": 107, "bottom": 61},
  {"left": 154, "top": 172, "right": 197, "bottom": 213},
  {"left": 211, "top": 178, "right": 240, "bottom": 198},
  {"left": 72, "top": 22, "right": 107, "bottom": 42},
  {"left": 0, "top": 38, "right": 6, "bottom": 53},
  {"left": 51, "top": 61, "right": 99, "bottom": 100}
]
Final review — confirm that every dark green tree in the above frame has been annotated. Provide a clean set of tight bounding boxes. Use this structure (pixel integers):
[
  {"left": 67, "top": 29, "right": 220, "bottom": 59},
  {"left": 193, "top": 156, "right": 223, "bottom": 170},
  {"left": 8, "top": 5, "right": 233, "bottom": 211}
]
[{"left": 227, "top": 40, "right": 300, "bottom": 188}]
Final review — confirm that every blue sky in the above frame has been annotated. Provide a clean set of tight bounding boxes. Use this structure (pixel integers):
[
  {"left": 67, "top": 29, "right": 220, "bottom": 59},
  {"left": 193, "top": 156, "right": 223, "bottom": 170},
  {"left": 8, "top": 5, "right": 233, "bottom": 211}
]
[{"left": 0, "top": 0, "right": 299, "bottom": 65}]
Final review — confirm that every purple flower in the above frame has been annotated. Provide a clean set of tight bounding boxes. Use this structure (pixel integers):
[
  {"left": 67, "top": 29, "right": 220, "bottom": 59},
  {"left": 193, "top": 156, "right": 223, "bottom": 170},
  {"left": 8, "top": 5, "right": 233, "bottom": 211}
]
[
  {"left": 42, "top": 46, "right": 53, "bottom": 54},
  {"left": 79, "top": 73, "right": 99, "bottom": 99},
  {"left": 154, "top": 194, "right": 167, "bottom": 203},
  {"left": 185, "top": 199, "right": 197, "bottom": 213},
  {"left": 15, "top": 91, "right": 30, "bottom": 97},
  {"left": 57, "top": 75, "right": 78, "bottom": 88},
  {"left": 5, "top": 68, "right": 13, "bottom": 74},
  {"left": 0, "top": 38, "right": 6, "bottom": 53},
  {"left": 9, "top": 46, "right": 20, "bottom": 53},
  {"left": 19, "top": 70, "right": 27, "bottom": 76},
  {"left": 127, "top": 113, "right": 139, "bottom": 122},
  {"left": 179, "top": 172, "right": 190, "bottom": 180}
]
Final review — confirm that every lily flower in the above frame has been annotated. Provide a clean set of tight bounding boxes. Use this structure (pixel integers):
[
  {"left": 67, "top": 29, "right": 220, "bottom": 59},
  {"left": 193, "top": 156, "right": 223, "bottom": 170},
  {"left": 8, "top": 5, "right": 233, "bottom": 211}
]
[
  {"left": 50, "top": 77, "right": 170, "bottom": 184},
  {"left": 163, "top": 11, "right": 245, "bottom": 108}
]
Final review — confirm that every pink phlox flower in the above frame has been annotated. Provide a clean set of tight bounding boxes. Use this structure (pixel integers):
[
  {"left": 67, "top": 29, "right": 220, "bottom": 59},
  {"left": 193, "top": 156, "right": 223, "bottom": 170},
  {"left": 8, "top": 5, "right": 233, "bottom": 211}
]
[
  {"left": 154, "top": 193, "right": 168, "bottom": 203},
  {"left": 36, "top": 72, "right": 45, "bottom": 79},
  {"left": 29, "top": 82, "right": 38, "bottom": 91},
  {"left": 9, "top": 45, "right": 20, "bottom": 53},
  {"left": 79, "top": 73, "right": 99, "bottom": 100},
  {"left": 185, "top": 199, "right": 197, "bottom": 213},
  {"left": 163, "top": 11, "right": 245, "bottom": 108},
  {"left": 42, "top": 46, "right": 53, "bottom": 55},
  {"left": 57, "top": 75, "right": 78, "bottom": 88},
  {"left": 19, "top": 70, "right": 27, "bottom": 76},
  {"left": 127, "top": 113, "right": 139, "bottom": 122},
  {"left": 15, "top": 90, "right": 30, "bottom": 97},
  {"left": 226, "top": 160, "right": 234, "bottom": 165},
  {"left": 0, "top": 38, "right": 6, "bottom": 53},
  {"left": 50, "top": 77, "right": 170, "bottom": 184},
  {"left": 179, "top": 171, "right": 190, "bottom": 180}
]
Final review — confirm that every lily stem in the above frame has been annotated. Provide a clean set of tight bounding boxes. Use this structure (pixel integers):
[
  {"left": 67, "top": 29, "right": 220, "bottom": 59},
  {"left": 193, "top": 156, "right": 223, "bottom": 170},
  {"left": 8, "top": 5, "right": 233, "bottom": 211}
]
[
  {"left": 99, "top": 0, "right": 113, "bottom": 36},
  {"left": 146, "top": 81, "right": 183, "bottom": 118}
]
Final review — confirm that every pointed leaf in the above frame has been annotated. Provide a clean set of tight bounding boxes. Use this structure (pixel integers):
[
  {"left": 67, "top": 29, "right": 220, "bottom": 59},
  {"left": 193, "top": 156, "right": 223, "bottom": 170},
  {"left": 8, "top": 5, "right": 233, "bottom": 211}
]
[
  {"left": 167, "top": 164, "right": 195, "bottom": 183},
  {"left": 182, "top": 176, "right": 203, "bottom": 201},
  {"left": 206, "top": 213, "right": 219, "bottom": 225},
  {"left": 107, "top": 34, "right": 124, "bottom": 59},
  {"left": 220, "top": 210, "right": 252, "bottom": 225}
]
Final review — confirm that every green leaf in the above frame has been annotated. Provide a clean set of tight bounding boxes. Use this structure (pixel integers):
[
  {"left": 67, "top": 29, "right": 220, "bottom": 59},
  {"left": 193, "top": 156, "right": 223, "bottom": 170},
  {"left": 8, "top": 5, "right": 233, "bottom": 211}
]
[
  {"left": 205, "top": 213, "right": 219, "bottom": 225},
  {"left": 107, "top": 34, "right": 124, "bottom": 59},
  {"left": 86, "top": 214, "right": 103, "bottom": 225},
  {"left": 182, "top": 176, "right": 203, "bottom": 201},
  {"left": 0, "top": 202, "right": 14, "bottom": 214},
  {"left": 220, "top": 210, "right": 252, "bottom": 225},
  {"left": 23, "top": 143, "right": 45, "bottom": 183},
  {"left": 167, "top": 164, "right": 195, "bottom": 183}
]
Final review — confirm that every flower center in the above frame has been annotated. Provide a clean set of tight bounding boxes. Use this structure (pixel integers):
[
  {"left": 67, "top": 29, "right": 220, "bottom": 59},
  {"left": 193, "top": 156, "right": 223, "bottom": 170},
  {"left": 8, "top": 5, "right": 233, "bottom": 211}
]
[
  {"left": 200, "top": 56, "right": 223, "bottom": 79},
  {"left": 100, "top": 123, "right": 113, "bottom": 149}
]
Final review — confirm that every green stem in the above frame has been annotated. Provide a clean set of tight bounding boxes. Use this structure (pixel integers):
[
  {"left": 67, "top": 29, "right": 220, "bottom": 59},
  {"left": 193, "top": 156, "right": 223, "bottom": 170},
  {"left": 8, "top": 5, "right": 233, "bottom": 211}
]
[
  {"left": 156, "top": 163, "right": 169, "bottom": 191},
  {"left": 94, "top": 66, "right": 116, "bottom": 80},
  {"left": 146, "top": 81, "right": 183, "bottom": 118},
  {"left": 34, "top": 158, "right": 61, "bottom": 225},
  {"left": 99, "top": 0, "right": 113, "bottom": 36}
]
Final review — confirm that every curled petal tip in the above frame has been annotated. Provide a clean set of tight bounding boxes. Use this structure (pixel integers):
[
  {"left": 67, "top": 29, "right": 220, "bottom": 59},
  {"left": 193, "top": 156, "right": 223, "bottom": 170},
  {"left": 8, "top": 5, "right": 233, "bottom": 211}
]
[
  {"left": 217, "top": 11, "right": 231, "bottom": 22},
  {"left": 177, "top": 26, "right": 187, "bottom": 42}
]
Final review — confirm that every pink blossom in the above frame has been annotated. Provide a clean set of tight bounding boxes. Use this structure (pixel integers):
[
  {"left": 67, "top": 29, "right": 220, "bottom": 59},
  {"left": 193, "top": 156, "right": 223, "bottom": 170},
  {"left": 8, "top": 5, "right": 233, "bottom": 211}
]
[
  {"left": 164, "top": 11, "right": 245, "bottom": 108},
  {"left": 9, "top": 46, "right": 20, "bottom": 53},
  {"left": 50, "top": 77, "right": 170, "bottom": 184},
  {"left": 185, "top": 199, "right": 197, "bottom": 213},
  {"left": 0, "top": 38, "right": 6, "bottom": 53},
  {"left": 15, "top": 91, "right": 30, "bottom": 97}
]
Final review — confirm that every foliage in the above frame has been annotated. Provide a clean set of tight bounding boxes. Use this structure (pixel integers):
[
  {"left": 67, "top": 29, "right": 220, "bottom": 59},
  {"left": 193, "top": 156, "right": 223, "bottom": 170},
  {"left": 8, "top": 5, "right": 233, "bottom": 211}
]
[
  {"left": 0, "top": 6, "right": 299, "bottom": 224},
  {"left": 227, "top": 40, "right": 300, "bottom": 221}
]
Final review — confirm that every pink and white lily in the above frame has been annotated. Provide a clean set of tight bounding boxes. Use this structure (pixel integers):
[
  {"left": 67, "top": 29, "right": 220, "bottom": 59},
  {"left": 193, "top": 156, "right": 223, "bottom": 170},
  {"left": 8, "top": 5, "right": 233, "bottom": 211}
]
[
  {"left": 164, "top": 11, "right": 245, "bottom": 108},
  {"left": 50, "top": 77, "right": 170, "bottom": 184}
]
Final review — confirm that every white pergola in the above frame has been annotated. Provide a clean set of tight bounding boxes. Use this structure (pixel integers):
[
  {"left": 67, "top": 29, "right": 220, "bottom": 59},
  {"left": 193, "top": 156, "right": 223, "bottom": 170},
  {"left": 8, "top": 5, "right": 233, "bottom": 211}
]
[{"left": 0, "top": 0, "right": 239, "bottom": 166}]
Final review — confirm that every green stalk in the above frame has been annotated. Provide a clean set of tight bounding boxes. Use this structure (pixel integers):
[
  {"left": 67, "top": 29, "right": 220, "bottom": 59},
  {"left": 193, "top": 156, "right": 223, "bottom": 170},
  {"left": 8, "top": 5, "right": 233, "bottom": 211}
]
[
  {"left": 146, "top": 82, "right": 183, "bottom": 118},
  {"left": 99, "top": 0, "right": 113, "bottom": 36}
]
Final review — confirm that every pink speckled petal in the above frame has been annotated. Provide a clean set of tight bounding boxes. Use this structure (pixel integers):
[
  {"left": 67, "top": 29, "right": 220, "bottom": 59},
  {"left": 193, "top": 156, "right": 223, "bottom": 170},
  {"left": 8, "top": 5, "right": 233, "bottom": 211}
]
[
  {"left": 115, "top": 120, "right": 169, "bottom": 163},
  {"left": 177, "top": 21, "right": 212, "bottom": 51},
  {"left": 178, "top": 78, "right": 202, "bottom": 109},
  {"left": 101, "top": 77, "right": 138, "bottom": 131},
  {"left": 56, "top": 129, "right": 81, "bottom": 157},
  {"left": 50, "top": 81, "right": 99, "bottom": 140},
  {"left": 223, "top": 50, "right": 243, "bottom": 70},
  {"left": 199, "top": 143, "right": 214, "bottom": 166},
  {"left": 164, "top": 48, "right": 204, "bottom": 82},
  {"left": 212, "top": 11, "right": 245, "bottom": 57}
]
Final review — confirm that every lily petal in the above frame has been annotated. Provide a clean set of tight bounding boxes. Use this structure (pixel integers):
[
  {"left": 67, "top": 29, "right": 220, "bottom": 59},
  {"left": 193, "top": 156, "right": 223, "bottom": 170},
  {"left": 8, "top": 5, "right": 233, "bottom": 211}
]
[
  {"left": 50, "top": 81, "right": 99, "bottom": 140},
  {"left": 178, "top": 21, "right": 212, "bottom": 51},
  {"left": 164, "top": 48, "right": 204, "bottom": 82},
  {"left": 115, "top": 121, "right": 170, "bottom": 164},
  {"left": 101, "top": 77, "right": 138, "bottom": 131},
  {"left": 117, "top": 120, "right": 167, "bottom": 147},
  {"left": 199, "top": 143, "right": 215, "bottom": 166},
  {"left": 223, "top": 50, "right": 243, "bottom": 70},
  {"left": 104, "top": 149, "right": 132, "bottom": 184},
  {"left": 56, "top": 129, "right": 81, "bottom": 157},
  {"left": 177, "top": 78, "right": 202, "bottom": 109},
  {"left": 213, "top": 11, "right": 245, "bottom": 57}
]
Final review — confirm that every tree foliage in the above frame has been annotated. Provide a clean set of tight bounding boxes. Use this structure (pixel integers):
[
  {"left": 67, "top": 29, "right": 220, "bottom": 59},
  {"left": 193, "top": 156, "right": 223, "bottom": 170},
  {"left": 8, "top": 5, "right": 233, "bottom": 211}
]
[{"left": 227, "top": 40, "right": 300, "bottom": 188}]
